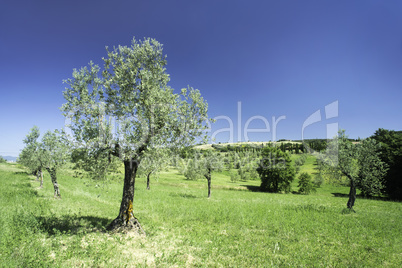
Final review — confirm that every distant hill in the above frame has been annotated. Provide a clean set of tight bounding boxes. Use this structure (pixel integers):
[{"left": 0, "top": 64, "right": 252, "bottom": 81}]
[{"left": 0, "top": 156, "right": 18, "bottom": 162}]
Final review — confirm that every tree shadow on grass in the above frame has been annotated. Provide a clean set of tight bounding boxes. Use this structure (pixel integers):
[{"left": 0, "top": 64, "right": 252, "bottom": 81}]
[
  {"left": 37, "top": 214, "right": 112, "bottom": 235},
  {"left": 15, "top": 171, "right": 29, "bottom": 175},
  {"left": 169, "top": 193, "right": 198, "bottom": 199},
  {"left": 331, "top": 192, "right": 392, "bottom": 202},
  {"left": 241, "top": 185, "right": 261, "bottom": 192}
]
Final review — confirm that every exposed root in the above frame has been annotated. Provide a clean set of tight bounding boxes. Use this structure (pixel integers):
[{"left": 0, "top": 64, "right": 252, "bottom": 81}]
[{"left": 107, "top": 216, "right": 146, "bottom": 235}]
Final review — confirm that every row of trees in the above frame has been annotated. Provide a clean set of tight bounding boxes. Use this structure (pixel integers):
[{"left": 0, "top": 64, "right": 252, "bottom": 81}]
[
  {"left": 19, "top": 127, "right": 69, "bottom": 197},
  {"left": 19, "top": 125, "right": 396, "bottom": 230},
  {"left": 17, "top": 36, "right": 400, "bottom": 235},
  {"left": 212, "top": 142, "right": 306, "bottom": 154},
  {"left": 245, "top": 130, "right": 390, "bottom": 209}
]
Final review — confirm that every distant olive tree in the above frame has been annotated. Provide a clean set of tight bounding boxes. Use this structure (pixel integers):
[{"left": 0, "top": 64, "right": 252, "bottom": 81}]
[
  {"left": 137, "top": 148, "right": 169, "bottom": 190},
  {"left": 319, "top": 130, "right": 387, "bottom": 210},
  {"left": 19, "top": 126, "right": 45, "bottom": 188},
  {"left": 41, "top": 130, "right": 70, "bottom": 198},
  {"left": 198, "top": 151, "right": 224, "bottom": 198}
]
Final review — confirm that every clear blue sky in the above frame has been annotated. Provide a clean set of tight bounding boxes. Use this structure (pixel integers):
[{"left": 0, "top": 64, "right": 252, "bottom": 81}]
[{"left": 1, "top": 0, "right": 402, "bottom": 157}]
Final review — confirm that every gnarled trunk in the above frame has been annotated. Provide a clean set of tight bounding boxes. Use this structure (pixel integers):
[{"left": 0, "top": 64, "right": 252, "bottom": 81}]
[
  {"left": 107, "top": 159, "right": 145, "bottom": 234},
  {"left": 46, "top": 167, "right": 61, "bottom": 198},
  {"left": 204, "top": 167, "right": 211, "bottom": 198},
  {"left": 347, "top": 179, "right": 356, "bottom": 210},
  {"left": 39, "top": 169, "right": 43, "bottom": 188},
  {"left": 35, "top": 170, "right": 40, "bottom": 181},
  {"left": 146, "top": 171, "right": 151, "bottom": 190}
]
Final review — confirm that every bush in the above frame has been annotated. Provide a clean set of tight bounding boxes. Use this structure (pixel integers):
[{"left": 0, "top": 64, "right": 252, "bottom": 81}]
[
  {"left": 294, "top": 154, "right": 307, "bottom": 166},
  {"left": 229, "top": 170, "right": 239, "bottom": 182},
  {"left": 238, "top": 167, "right": 250, "bottom": 181},
  {"left": 298, "top": 172, "right": 316, "bottom": 194},
  {"left": 257, "top": 147, "right": 295, "bottom": 193},
  {"left": 183, "top": 159, "right": 202, "bottom": 180},
  {"left": 248, "top": 168, "right": 259, "bottom": 180},
  {"left": 313, "top": 173, "right": 324, "bottom": 188},
  {"left": 0, "top": 156, "right": 6, "bottom": 163}
]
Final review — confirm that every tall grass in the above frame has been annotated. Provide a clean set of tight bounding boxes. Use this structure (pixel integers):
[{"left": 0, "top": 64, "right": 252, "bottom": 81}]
[{"left": 0, "top": 162, "right": 401, "bottom": 267}]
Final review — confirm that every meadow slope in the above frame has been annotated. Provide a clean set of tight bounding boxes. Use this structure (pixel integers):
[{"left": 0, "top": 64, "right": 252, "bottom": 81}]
[{"left": 0, "top": 161, "right": 401, "bottom": 267}]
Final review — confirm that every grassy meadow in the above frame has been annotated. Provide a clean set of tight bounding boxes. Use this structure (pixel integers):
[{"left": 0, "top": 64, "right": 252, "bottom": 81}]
[{"left": 0, "top": 156, "right": 401, "bottom": 267}]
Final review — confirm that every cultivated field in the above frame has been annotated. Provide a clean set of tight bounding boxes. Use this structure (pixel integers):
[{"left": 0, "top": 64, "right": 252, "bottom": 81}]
[{"left": 0, "top": 158, "right": 401, "bottom": 267}]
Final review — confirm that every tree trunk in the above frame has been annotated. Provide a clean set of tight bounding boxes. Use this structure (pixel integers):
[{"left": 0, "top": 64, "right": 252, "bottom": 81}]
[
  {"left": 204, "top": 168, "right": 211, "bottom": 198},
  {"left": 347, "top": 179, "right": 356, "bottom": 210},
  {"left": 207, "top": 177, "right": 211, "bottom": 198},
  {"left": 35, "top": 170, "right": 40, "bottom": 181},
  {"left": 39, "top": 169, "right": 43, "bottom": 188},
  {"left": 46, "top": 167, "right": 61, "bottom": 198},
  {"left": 146, "top": 171, "right": 151, "bottom": 190},
  {"left": 107, "top": 159, "right": 145, "bottom": 234}
]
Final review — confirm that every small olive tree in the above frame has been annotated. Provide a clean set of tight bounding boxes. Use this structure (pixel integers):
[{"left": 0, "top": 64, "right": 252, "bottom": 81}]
[
  {"left": 198, "top": 151, "right": 224, "bottom": 198},
  {"left": 137, "top": 148, "right": 169, "bottom": 190},
  {"left": 41, "top": 130, "right": 70, "bottom": 198},
  {"left": 19, "top": 126, "right": 45, "bottom": 188},
  {"left": 319, "top": 130, "right": 387, "bottom": 210}
]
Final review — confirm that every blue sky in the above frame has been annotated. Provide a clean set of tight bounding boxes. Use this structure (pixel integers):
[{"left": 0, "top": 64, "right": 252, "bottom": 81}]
[{"left": 1, "top": 0, "right": 402, "bottom": 157}]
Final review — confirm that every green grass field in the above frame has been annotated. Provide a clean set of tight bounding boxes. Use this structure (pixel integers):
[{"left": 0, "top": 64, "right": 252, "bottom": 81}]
[{"left": 0, "top": 158, "right": 401, "bottom": 267}]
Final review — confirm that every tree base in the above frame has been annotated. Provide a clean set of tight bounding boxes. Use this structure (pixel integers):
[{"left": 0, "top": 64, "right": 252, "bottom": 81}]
[{"left": 107, "top": 216, "right": 146, "bottom": 235}]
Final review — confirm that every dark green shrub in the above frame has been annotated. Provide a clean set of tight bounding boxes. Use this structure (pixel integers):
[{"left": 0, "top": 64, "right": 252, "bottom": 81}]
[
  {"left": 257, "top": 146, "right": 295, "bottom": 193},
  {"left": 298, "top": 172, "right": 316, "bottom": 194}
]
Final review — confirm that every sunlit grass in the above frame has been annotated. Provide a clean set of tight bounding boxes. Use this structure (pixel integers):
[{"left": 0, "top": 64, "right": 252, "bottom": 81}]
[{"left": 0, "top": 159, "right": 401, "bottom": 267}]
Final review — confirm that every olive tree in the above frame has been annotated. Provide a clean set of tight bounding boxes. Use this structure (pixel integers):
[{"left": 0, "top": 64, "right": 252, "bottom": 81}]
[
  {"left": 196, "top": 150, "right": 223, "bottom": 198},
  {"left": 19, "top": 126, "right": 45, "bottom": 188},
  {"left": 137, "top": 148, "right": 169, "bottom": 190},
  {"left": 41, "top": 130, "right": 70, "bottom": 198},
  {"left": 319, "top": 130, "right": 387, "bottom": 210},
  {"left": 61, "top": 37, "right": 210, "bottom": 232}
]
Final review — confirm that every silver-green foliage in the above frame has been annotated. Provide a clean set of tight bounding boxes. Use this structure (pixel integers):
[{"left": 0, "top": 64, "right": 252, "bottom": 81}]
[
  {"left": 19, "top": 126, "right": 44, "bottom": 175},
  {"left": 61, "top": 37, "right": 209, "bottom": 162},
  {"left": 41, "top": 130, "right": 70, "bottom": 170},
  {"left": 71, "top": 148, "right": 121, "bottom": 181}
]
